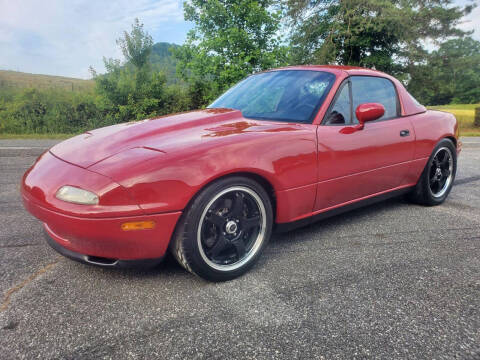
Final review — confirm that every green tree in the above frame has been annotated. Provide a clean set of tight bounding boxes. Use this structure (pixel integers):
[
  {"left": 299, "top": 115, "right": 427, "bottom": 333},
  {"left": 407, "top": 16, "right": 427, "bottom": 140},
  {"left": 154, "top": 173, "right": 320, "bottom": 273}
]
[
  {"left": 408, "top": 37, "right": 480, "bottom": 105},
  {"left": 174, "top": 0, "right": 289, "bottom": 106},
  {"left": 90, "top": 19, "right": 191, "bottom": 122},
  {"left": 116, "top": 18, "right": 154, "bottom": 70},
  {"left": 285, "top": 0, "right": 475, "bottom": 77}
]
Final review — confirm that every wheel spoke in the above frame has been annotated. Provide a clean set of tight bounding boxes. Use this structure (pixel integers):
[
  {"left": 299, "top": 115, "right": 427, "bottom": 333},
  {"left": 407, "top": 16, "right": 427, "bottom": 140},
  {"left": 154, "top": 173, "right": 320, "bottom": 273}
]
[
  {"left": 230, "top": 193, "right": 244, "bottom": 217},
  {"left": 242, "top": 215, "right": 260, "bottom": 230},
  {"left": 438, "top": 174, "right": 448, "bottom": 188},
  {"left": 440, "top": 153, "right": 449, "bottom": 167},
  {"left": 429, "top": 167, "right": 437, "bottom": 183},
  {"left": 206, "top": 213, "right": 226, "bottom": 227},
  {"left": 231, "top": 238, "right": 246, "bottom": 259},
  {"left": 209, "top": 234, "right": 228, "bottom": 258},
  {"left": 203, "top": 236, "right": 216, "bottom": 247}
]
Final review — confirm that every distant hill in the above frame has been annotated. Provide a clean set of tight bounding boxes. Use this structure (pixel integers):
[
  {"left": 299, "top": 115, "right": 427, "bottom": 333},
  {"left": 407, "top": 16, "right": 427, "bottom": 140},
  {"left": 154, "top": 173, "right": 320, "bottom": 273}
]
[
  {"left": 0, "top": 70, "right": 94, "bottom": 92},
  {"left": 149, "top": 42, "right": 180, "bottom": 83},
  {"left": 0, "top": 42, "right": 180, "bottom": 93}
]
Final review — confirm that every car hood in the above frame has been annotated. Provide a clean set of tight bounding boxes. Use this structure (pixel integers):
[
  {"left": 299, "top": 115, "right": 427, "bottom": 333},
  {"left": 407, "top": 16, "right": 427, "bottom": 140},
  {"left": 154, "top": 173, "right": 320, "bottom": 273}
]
[{"left": 50, "top": 108, "right": 251, "bottom": 168}]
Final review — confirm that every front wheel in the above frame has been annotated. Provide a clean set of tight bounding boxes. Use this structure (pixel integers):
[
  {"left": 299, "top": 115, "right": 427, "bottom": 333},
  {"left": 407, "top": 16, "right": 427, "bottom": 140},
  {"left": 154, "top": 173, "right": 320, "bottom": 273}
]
[
  {"left": 408, "top": 138, "right": 457, "bottom": 206},
  {"left": 171, "top": 176, "right": 273, "bottom": 281}
]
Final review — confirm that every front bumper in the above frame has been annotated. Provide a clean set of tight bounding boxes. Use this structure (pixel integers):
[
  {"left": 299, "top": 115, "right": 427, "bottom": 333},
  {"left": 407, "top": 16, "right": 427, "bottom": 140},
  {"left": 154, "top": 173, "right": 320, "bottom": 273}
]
[
  {"left": 22, "top": 151, "right": 182, "bottom": 262},
  {"left": 23, "top": 194, "right": 182, "bottom": 261},
  {"left": 44, "top": 227, "right": 164, "bottom": 268}
]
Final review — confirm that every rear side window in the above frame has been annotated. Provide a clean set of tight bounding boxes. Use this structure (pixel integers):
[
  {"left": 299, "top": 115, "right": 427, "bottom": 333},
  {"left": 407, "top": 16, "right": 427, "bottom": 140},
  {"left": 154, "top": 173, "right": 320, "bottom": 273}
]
[{"left": 351, "top": 76, "right": 399, "bottom": 123}]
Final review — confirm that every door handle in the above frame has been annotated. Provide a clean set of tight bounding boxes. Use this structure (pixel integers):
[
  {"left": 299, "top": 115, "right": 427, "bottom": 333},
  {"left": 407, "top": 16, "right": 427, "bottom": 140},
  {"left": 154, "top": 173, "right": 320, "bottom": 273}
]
[{"left": 400, "top": 130, "right": 410, "bottom": 137}]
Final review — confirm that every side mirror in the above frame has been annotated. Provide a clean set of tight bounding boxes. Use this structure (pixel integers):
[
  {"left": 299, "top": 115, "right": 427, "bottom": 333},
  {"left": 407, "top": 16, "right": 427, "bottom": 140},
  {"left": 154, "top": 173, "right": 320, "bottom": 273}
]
[
  {"left": 356, "top": 103, "right": 385, "bottom": 124},
  {"left": 339, "top": 103, "right": 386, "bottom": 134}
]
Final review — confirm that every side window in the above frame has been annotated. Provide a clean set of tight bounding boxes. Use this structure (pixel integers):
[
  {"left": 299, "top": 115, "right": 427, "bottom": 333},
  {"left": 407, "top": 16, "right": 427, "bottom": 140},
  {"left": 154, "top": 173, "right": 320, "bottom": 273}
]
[
  {"left": 325, "top": 82, "right": 351, "bottom": 125},
  {"left": 351, "top": 76, "right": 399, "bottom": 123}
]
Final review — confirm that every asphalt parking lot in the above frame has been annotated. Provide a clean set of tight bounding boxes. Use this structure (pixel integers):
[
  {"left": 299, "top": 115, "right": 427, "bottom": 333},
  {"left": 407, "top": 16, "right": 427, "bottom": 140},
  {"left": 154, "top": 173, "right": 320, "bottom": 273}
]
[{"left": 0, "top": 138, "right": 479, "bottom": 359}]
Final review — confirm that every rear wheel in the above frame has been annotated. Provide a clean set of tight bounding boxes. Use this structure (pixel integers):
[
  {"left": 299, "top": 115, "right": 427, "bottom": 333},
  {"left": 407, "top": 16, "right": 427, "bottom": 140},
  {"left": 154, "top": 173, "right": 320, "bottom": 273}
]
[
  {"left": 171, "top": 176, "right": 273, "bottom": 281},
  {"left": 408, "top": 138, "right": 456, "bottom": 206}
]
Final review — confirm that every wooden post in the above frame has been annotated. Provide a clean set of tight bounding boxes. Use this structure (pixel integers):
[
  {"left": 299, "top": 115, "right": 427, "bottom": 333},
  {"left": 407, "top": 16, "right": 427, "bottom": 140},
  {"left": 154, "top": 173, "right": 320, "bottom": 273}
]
[{"left": 475, "top": 107, "right": 480, "bottom": 128}]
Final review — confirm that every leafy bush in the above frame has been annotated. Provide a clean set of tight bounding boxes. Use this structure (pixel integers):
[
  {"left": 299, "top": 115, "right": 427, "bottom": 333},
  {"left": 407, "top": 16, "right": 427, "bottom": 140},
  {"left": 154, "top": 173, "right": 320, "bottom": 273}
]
[
  {"left": 0, "top": 88, "right": 98, "bottom": 134},
  {"left": 0, "top": 20, "right": 195, "bottom": 135}
]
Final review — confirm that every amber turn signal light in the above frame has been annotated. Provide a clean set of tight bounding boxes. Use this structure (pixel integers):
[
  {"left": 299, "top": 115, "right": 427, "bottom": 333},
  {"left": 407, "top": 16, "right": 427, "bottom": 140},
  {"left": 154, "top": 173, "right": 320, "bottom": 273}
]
[{"left": 121, "top": 221, "right": 156, "bottom": 231}]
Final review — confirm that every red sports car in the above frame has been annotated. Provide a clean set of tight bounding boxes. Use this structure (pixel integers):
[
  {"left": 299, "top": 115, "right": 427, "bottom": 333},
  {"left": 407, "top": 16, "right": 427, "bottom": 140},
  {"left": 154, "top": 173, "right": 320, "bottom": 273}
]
[{"left": 22, "top": 66, "right": 460, "bottom": 281}]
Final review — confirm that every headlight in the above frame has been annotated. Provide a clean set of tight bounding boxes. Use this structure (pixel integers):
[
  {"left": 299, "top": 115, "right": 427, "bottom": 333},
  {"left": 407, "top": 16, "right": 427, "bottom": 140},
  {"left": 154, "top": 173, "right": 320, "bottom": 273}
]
[{"left": 55, "top": 186, "right": 99, "bottom": 205}]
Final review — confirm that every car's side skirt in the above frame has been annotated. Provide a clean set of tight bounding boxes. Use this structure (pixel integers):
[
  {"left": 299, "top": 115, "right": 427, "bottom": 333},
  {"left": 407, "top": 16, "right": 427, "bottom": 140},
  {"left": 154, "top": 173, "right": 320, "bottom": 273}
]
[{"left": 275, "top": 185, "right": 415, "bottom": 233}]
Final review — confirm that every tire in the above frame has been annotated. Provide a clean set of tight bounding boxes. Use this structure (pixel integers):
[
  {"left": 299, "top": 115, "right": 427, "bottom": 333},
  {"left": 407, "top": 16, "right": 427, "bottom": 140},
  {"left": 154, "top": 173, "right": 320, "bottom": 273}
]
[
  {"left": 408, "top": 138, "right": 457, "bottom": 206},
  {"left": 170, "top": 176, "right": 273, "bottom": 281}
]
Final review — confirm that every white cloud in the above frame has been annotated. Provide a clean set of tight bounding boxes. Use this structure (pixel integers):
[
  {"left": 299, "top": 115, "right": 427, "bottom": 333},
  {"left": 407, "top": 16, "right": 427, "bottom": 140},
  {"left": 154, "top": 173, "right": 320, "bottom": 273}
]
[
  {"left": 457, "top": 4, "right": 480, "bottom": 41},
  {"left": 0, "top": 0, "right": 186, "bottom": 78}
]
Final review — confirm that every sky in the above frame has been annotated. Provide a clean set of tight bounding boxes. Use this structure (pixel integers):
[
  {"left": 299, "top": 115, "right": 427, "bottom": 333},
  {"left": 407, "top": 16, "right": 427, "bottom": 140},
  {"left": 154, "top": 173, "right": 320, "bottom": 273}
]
[{"left": 0, "top": 0, "right": 479, "bottom": 79}]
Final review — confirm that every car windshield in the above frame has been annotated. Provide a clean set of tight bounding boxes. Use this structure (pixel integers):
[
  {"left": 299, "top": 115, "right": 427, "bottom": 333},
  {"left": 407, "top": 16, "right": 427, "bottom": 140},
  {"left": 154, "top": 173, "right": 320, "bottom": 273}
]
[{"left": 209, "top": 70, "right": 336, "bottom": 123}]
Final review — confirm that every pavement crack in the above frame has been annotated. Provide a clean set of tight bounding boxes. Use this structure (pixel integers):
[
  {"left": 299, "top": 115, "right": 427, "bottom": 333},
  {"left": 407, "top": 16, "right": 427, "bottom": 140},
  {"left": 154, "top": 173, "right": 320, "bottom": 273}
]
[
  {"left": 433, "top": 204, "right": 480, "bottom": 224},
  {"left": 0, "top": 243, "right": 41, "bottom": 248},
  {"left": 282, "top": 225, "right": 480, "bottom": 243},
  {"left": 267, "top": 234, "right": 480, "bottom": 255},
  {"left": 0, "top": 258, "right": 60, "bottom": 312},
  {"left": 455, "top": 175, "right": 480, "bottom": 186}
]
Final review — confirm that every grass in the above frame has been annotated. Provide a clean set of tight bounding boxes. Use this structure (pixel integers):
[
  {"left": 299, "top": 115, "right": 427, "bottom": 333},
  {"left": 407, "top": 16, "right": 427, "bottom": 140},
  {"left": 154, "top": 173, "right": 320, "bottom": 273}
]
[
  {"left": 1, "top": 104, "right": 478, "bottom": 139},
  {"left": 0, "top": 70, "right": 94, "bottom": 92},
  {"left": 428, "top": 104, "right": 480, "bottom": 136},
  {"left": 0, "top": 133, "right": 75, "bottom": 140}
]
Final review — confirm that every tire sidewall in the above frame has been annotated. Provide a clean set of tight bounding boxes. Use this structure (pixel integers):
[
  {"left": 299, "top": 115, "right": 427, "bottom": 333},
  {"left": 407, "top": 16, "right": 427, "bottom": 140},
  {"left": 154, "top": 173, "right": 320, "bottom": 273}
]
[{"left": 178, "top": 176, "right": 273, "bottom": 281}]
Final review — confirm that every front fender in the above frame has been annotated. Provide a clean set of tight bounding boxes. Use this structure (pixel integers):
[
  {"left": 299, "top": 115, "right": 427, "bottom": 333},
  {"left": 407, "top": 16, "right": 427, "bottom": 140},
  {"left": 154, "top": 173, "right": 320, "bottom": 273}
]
[{"left": 90, "top": 129, "right": 318, "bottom": 217}]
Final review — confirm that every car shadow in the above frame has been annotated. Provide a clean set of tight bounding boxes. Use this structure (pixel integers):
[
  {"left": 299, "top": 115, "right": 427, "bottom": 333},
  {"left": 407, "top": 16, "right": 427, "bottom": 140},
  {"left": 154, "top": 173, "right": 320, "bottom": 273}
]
[
  {"left": 75, "top": 195, "right": 410, "bottom": 280},
  {"left": 271, "top": 195, "right": 410, "bottom": 246}
]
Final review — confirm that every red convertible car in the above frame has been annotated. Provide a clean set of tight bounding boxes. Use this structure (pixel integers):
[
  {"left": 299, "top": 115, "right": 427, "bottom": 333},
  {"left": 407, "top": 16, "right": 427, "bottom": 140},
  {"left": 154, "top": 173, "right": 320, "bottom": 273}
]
[{"left": 22, "top": 66, "right": 460, "bottom": 281}]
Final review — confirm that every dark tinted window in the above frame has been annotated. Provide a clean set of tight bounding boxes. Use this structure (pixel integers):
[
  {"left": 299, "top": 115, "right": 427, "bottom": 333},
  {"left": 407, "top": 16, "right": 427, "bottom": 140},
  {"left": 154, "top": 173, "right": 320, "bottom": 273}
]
[
  {"left": 209, "top": 70, "right": 335, "bottom": 123},
  {"left": 351, "top": 76, "right": 399, "bottom": 122},
  {"left": 325, "top": 82, "right": 351, "bottom": 125}
]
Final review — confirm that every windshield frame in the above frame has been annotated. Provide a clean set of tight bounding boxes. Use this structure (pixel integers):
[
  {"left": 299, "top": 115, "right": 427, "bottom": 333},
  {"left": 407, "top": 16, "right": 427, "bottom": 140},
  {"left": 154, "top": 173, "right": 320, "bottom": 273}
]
[{"left": 208, "top": 70, "right": 336, "bottom": 124}]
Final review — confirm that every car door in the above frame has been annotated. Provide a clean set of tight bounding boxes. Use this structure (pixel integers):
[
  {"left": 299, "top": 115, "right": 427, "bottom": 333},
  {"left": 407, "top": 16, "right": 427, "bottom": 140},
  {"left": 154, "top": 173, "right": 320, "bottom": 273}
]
[{"left": 314, "top": 75, "right": 415, "bottom": 212}]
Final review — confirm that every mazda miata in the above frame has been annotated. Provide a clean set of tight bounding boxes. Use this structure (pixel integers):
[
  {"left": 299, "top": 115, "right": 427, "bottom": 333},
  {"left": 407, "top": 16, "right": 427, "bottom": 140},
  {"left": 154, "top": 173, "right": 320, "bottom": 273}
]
[{"left": 22, "top": 66, "right": 460, "bottom": 281}]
